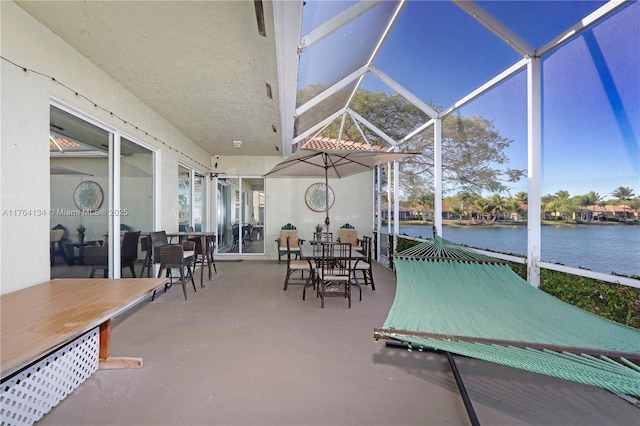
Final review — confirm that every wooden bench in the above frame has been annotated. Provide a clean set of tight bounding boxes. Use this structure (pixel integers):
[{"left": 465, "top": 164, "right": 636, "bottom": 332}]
[{"left": 1, "top": 278, "right": 167, "bottom": 425}]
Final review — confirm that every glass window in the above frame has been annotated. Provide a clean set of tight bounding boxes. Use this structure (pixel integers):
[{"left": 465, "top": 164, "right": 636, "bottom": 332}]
[
  {"left": 178, "top": 165, "right": 191, "bottom": 231},
  {"left": 194, "top": 173, "right": 205, "bottom": 231},
  {"left": 121, "top": 137, "right": 153, "bottom": 269},
  {"left": 50, "top": 107, "right": 155, "bottom": 278},
  {"left": 50, "top": 106, "right": 111, "bottom": 278}
]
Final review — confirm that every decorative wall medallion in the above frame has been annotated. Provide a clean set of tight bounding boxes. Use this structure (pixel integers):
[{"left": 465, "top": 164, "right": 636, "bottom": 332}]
[
  {"left": 304, "top": 182, "right": 334, "bottom": 212},
  {"left": 73, "top": 181, "right": 104, "bottom": 211}
]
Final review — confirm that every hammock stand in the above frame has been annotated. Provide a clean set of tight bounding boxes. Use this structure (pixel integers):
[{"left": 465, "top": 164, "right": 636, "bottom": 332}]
[{"left": 375, "top": 237, "right": 640, "bottom": 424}]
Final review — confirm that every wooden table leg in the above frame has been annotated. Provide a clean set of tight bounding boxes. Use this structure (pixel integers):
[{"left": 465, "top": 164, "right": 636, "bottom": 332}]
[{"left": 98, "top": 319, "right": 143, "bottom": 370}]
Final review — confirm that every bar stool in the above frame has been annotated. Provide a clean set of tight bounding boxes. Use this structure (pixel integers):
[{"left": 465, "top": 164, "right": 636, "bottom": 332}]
[{"left": 190, "top": 233, "right": 217, "bottom": 286}]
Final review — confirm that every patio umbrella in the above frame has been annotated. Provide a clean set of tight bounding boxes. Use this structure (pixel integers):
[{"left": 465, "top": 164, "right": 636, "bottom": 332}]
[{"left": 264, "top": 148, "right": 416, "bottom": 232}]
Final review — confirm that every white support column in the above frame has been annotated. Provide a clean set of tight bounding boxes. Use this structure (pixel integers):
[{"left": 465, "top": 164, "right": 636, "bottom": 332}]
[
  {"left": 110, "top": 133, "right": 121, "bottom": 278},
  {"left": 393, "top": 159, "right": 399, "bottom": 257},
  {"left": 272, "top": 0, "right": 302, "bottom": 156},
  {"left": 386, "top": 163, "right": 392, "bottom": 254},
  {"left": 433, "top": 118, "right": 443, "bottom": 236},
  {"left": 527, "top": 57, "right": 542, "bottom": 287},
  {"left": 375, "top": 167, "right": 381, "bottom": 261}
]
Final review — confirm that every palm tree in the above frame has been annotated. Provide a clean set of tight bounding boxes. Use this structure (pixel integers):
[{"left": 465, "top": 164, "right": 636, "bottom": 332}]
[
  {"left": 474, "top": 198, "right": 494, "bottom": 222},
  {"left": 514, "top": 191, "right": 528, "bottom": 206},
  {"left": 584, "top": 191, "right": 602, "bottom": 205},
  {"left": 547, "top": 200, "right": 564, "bottom": 221},
  {"left": 489, "top": 194, "right": 505, "bottom": 222},
  {"left": 458, "top": 192, "right": 480, "bottom": 220},
  {"left": 503, "top": 197, "right": 522, "bottom": 222},
  {"left": 419, "top": 193, "right": 435, "bottom": 212},
  {"left": 451, "top": 206, "right": 465, "bottom": 222},
  {"left": 611, "top": 186, "right": 635, "bottom": 203},
  {"left": 579, "top": 191, "right": 603, "bottom": 221}
]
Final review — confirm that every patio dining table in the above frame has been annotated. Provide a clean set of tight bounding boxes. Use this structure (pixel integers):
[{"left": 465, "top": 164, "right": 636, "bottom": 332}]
[
  {"left": 301, "top": 242, "right": 367, "bottom": 297},
  {"left": 167, "top": 231, "right": 216, "bottom": 286}
]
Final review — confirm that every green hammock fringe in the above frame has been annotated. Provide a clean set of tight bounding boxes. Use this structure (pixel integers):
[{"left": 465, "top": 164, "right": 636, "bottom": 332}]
[
  {"left": 381, "top": 237, "right": 640, "bottom": 396},
  {"left": 395, "top": 236, "right": 501, "bottom": 263}
]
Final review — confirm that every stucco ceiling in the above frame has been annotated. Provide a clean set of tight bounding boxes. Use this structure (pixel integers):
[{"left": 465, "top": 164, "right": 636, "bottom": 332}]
[{"left": 17, "top": 0, "right": 284, "bottom": 157}]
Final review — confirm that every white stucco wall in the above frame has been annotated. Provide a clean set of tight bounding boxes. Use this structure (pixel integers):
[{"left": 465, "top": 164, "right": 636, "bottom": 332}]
[
  {"left": 0, "top": 2, "right": 209, "bottom": 294},
  {"left": 265, "top": 173, "right": 374, "bottom": 254}
]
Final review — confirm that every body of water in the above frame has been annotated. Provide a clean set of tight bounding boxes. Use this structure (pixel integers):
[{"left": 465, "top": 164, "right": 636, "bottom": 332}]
[{"left": 397, "top": 224, "right": 640, "bottom": 277}]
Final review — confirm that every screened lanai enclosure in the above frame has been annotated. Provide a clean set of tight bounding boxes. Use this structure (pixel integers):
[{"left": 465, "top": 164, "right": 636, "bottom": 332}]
[
  {"left": 277, "top": 0, "right": 639, "bottom": 286},
  {"left": 3, "top": 1, "right": 640, "bottom": 424}
]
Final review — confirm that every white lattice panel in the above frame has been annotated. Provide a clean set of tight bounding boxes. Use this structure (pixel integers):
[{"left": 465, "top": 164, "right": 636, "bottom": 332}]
[{"left": 1, "top": 328, "right": 99, "bottom": 426}]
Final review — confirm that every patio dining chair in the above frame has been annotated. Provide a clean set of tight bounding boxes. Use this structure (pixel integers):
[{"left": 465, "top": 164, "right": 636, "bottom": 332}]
[
  {"left": 284, "top": 235, "right": 314, "bottom": 296},
  {"left": 275, "top": 223, "right": 305, "bottom": 263},
  {"left": 351, "top": 235, "right": 375, "bottom": 291},
  {"left": 150, "top": 231, "right": 196, "bottom": 301},
  {"left": 338, "top": 223, "right": 362, "bottom": 251},
  {"left": 84, "top": 231, "right": 141, "bottom": 278},
  {"left": 316, "top": 242, "right": 352, "bottom": 308}
]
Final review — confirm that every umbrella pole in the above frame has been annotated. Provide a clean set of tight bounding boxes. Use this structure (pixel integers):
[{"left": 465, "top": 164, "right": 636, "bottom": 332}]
[{"left": 324, "top": 167, "right": 330, "bottom": 234}]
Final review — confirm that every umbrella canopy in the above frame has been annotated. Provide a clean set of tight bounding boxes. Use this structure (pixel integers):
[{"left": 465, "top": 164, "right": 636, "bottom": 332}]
[{"left": 265, "top": 148, "right": 416, "bottom": 231}]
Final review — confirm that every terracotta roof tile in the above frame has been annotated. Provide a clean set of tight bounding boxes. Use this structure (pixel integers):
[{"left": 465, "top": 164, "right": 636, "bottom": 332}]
[
  {"left": 50, "top": 137, "right": 82, "bottom": 148},
  {"left": 300, "top": 137, "right": 391, "bottom": 152}
]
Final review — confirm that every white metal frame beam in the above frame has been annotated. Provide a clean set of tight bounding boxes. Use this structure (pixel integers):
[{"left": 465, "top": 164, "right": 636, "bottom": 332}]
[
  {"left": 369, "top": 66, "right": 439, "bottom": 118},
  {"left": 273, "top": 0, "right": 303, "bottom": 157},
  {"left": 293, "top": 108, "right": 347, "bottom": 144},
  {"left": 295, "top": 66, "right": 368, "bottom": 117},
  {"left": 401, "top": 118, "right": 436, "bottom": 143},
  {"left": 345, "top": 1, "right": 407, "bottom": 110},
  {"left": 298, "top": 1, "right": 384, "bottom": 53},
  {"left": 454, "top": 0, "right": 535, "bottom": 58},
  {"left": 347, "top": 109, "right": 399, "bottom": 148},
  {"left": 538, "top": 0, "right": 631, "bottom": 57}
]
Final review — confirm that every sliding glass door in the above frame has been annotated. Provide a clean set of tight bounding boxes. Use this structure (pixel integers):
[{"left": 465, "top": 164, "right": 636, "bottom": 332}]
[
  {"left": 50, "top": 104, "right": 154, "bottom": 278},
  {"left": 178, "top": 166, "right": 206, "bottom": 232},
  {"left": 217, "top": 176, "right": 264, "bottom": 255}
]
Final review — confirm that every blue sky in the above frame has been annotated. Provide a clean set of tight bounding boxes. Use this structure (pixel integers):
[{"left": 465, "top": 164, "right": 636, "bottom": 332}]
[{"left": 301, "top": 1, "right": 639, "bottom": 201}]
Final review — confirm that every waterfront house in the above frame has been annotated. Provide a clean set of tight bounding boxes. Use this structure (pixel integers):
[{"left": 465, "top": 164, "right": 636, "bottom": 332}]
[{"left": 586, "top": 204, "right": 640, "bottom": 221}]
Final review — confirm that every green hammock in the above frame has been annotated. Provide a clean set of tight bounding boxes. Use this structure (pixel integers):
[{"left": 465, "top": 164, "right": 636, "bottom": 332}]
[{"left": 376, "top": 237, "right": 640, "bottom": 396}]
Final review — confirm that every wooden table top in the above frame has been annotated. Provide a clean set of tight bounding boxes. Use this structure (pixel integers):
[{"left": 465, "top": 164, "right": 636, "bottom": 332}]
[{"left": 1, "top": 278, "right": 166, "bottom": 380}]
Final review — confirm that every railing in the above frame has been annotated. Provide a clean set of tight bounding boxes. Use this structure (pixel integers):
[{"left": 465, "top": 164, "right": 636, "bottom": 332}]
[{"left": 377, "top": 231, "right": 640, "bottom": 290}]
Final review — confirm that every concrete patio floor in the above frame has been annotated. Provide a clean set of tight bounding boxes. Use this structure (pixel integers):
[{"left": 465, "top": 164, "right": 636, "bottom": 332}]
[{"left": 39, "top": 260, "right": 638, "bottom": 426}]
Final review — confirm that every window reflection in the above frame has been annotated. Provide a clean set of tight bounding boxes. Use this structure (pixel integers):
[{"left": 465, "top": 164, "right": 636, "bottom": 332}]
[
  {"left": 217, "top": 177, "right": 264, "bottom": 255},
  {"left": 121, "top": 137, "right": 153, "bottom": 265},
  {"left": 194, "top": 173, "right": 205, "bottom": 231},
  {"left": 50, "top": 107, "right": 154, "bottom": 278},
  {"left": 50, "top": 107, "right": 110, "bottom": 278},
  {"left": 178, "top": 165, "right": 191, "bottom": 231}
]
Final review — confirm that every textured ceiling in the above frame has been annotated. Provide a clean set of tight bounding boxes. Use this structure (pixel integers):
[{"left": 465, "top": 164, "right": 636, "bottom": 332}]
[{"left": 17, "top": 1, "right": 283, "bottom": 156}]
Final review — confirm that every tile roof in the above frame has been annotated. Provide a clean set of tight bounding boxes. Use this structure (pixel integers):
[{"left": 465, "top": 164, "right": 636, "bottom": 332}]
[
  {"left": 50, "top": 137, "right": 82, "bottom": 149},
  {"left": 300, "top": 137, "right": 391, "bottom": 152}
]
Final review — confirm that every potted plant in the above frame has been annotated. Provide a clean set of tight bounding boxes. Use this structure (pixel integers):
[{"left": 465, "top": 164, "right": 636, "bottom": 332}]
[
  {"left": 315, "top": 224, "right": 323, "bottom": 233},
  {"left": 76, "top": 224, "right": 86, "bottom": 244}
]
